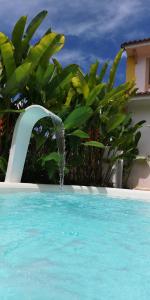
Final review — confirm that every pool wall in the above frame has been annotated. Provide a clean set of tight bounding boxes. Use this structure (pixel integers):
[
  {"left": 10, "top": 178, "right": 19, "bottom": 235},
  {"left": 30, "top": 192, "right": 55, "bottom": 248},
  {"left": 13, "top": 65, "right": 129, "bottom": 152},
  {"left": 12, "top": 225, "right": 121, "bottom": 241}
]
[{"left": 0, "top": 183, "right": 150, "bottom": 201}]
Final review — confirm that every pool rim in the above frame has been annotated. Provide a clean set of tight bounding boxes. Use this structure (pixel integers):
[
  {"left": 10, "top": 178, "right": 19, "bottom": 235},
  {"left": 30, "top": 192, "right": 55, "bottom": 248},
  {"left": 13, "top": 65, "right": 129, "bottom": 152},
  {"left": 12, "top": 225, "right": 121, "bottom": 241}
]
[{"left": 0, "top": 183, "right": 150, "bottom": 201}]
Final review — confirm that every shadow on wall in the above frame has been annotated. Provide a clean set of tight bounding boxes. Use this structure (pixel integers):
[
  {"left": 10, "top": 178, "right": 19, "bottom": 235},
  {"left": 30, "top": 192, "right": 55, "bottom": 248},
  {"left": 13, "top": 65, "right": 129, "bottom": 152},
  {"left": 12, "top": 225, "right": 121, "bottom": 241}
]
[{"left": 128, "top": 160, "right": 150, "bottom": 189}]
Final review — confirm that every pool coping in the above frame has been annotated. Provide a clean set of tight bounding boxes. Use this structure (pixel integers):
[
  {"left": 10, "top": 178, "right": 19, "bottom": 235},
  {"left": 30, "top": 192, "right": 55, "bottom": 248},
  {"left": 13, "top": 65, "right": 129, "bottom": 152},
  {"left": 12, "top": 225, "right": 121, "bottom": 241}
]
[{"left": 0, "top": 182, "right": 150, "bottom": 201}]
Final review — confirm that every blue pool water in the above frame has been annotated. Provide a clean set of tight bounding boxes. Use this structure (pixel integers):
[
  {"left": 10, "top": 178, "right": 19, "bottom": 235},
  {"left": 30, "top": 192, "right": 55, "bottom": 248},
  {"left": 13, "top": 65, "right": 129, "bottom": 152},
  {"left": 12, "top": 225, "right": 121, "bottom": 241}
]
[{"left": 0, "top": 192, "right": 150, "bottom": 300}]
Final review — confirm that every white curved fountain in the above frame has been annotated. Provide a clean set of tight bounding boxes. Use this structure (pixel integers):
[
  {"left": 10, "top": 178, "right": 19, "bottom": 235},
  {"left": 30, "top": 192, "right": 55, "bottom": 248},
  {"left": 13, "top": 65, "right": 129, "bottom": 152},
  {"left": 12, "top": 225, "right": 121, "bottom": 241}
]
[{"left": 5, "top": 105, "right": 65, "bottom": 185}]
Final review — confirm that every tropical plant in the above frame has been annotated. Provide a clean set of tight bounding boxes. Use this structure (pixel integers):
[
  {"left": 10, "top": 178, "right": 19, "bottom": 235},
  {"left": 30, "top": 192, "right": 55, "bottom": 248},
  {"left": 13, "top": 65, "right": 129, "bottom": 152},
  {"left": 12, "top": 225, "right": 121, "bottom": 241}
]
[
  {"left": 22, "top": 49, "right": 144, "bottom": 187},
  {"left": 59, "top": 51, "right": 144, "bottom": 187},
  {"left": 0, "top": 10, "right": 79, "bottom": 181},
  {"left": 0, "top": 11, "right": 144, "bottom": 187}
]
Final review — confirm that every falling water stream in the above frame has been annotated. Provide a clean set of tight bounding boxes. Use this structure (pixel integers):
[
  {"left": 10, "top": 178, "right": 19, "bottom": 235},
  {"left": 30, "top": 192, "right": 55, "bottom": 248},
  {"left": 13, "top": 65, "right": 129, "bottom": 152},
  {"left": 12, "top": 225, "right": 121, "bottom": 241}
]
[{"left": 51, "top": 118, "right": 65, "bottom": 188}]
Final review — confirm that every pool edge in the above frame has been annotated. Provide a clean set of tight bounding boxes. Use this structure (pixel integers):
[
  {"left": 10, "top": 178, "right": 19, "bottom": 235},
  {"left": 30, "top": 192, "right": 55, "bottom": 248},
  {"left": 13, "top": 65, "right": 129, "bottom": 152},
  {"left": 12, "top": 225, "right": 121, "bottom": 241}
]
[{"left": 0, "top": 183, "right": 150, "bottom": 201}]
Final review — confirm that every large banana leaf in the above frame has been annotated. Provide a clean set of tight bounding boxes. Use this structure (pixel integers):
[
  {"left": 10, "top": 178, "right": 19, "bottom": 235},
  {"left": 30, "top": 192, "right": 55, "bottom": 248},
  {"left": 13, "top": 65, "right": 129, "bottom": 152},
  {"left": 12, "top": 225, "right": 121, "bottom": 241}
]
[
  {"left": 26, "top": 33, "right": 64, "bottom": 70},
  {"left": 105, "top": 81, "right": 134, "bottom": 98},
  {"left": 64, "top": 106, "right": 93, "bottom": 130},
  {"left": 98, "top": 62, "right": 108, "bottom": 83},
  {"left": 83, "top": 141, "right": 105, "bottom": 148},
  {"left": 72, "top": 72, "right": 89, "bottom": 98},
  {"left": 99, "top": 82, "right": 134, "bottom": 108},
  {"left": 26, "top": 10, "right": 47, "bottom": 37},
  {"left": 0, "top": 32, "right": 8, "bottom": 45},
  {"left": 22, "top": 10, "right": 48, "bottom": 54},
  {"left": 12, "top": 16, "right": 27, "bottom": 64},
  {"left": 107, "top": 49, "right": 123, "bottom": 91},
  {"left": 42, "top": 64, "right": 56, "bottom": 86},
  {"left": 3, "top": 62, "right": 32, "bottom": 96},
  {"left": 36, "top": 63, "right": 55, "bottom": 88},
  {"left": 107, "top": 113, "right": 126, "bottom": 132},
  {"left": 88, "top": 61, "right": 99, "bottom": 89},
  {"left": 43, "top": 28, "right": 52, "bottom": 36},
  {"left": 85, "top": 83, "right": 105, "bottom": 106},
  {"left": 46, "top": 64, "right": 79, "bottom": 97},
  {"left": 64, "top": 88, "right": 75, "bottom": 107},
  {"left": 52, "top": 58, "right": 63, "bottom": 73},
  {"left": 1, "top": 42, "right": 16, "bottom": 78},
  {"left": 40, "top": 152, "right": 60, "bottom": 167},
  {"left": 40, "top": 34, "right": 65, "bottom": 67},
  {"left": 69, "top": 129, "right": 89, "bottom": 138}
]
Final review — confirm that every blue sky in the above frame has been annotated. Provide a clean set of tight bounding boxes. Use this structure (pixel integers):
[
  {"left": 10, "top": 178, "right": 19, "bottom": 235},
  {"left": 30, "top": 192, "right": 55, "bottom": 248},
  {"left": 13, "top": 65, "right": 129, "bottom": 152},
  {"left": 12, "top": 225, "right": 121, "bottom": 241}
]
[{"left": 1, "top": 0, "right": 150, "bottom": 84}]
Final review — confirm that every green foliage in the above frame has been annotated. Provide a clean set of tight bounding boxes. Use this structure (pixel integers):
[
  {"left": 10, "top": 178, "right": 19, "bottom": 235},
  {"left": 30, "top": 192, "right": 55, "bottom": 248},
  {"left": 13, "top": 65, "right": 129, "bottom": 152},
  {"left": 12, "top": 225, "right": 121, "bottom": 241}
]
[
  {"left": 107, "top": 49, "right": 124, "bottom": 91},
  {"left": 64, "top": 106, "right": 93, "bottom": 130},
  {"left": 83, "top": 141, "right": 105, "bottom": 148},
  {"left": 85, "top": 83, "right": 105, "bottom": 106},
  {"left": 0, "top": 33, "right": 8, "bottom": 45},
  {"left": 40, "top": 152, "right": 60, "bottom": 166},
  {"left": 69, "top": 130, "right": 89, "bottom": 139},
  {"left": 12, "top": 16, "right": 27, "bottom": 64},
  {"left": 0, "top": 10, "right": 144, "bottom": 187},
  {"left": 25, "top": 33, "right": 65, "bottom": 70},
  {"left": 107, "top": 113, "right": 126, "bottom": 132},
  {"left": 98, "top": 61, "right": 108, "bottom": 83},
  {"left": 3, "top": 62, "right": 32, "bottom": 96},
  {"left": 1, "top": 42, "right": 16, "bottom": 78},
  {"left": 0, "top": 156, "right": 7, "bottom": 174},
  {"left": 25, "top": 11, "right": 48, "bottom": 40},
  {"left": 88, "top": 61, "right": 99, "bottom": 88},
  {"left": 22, "top": 10, "right": 48, "bottom": 55}
]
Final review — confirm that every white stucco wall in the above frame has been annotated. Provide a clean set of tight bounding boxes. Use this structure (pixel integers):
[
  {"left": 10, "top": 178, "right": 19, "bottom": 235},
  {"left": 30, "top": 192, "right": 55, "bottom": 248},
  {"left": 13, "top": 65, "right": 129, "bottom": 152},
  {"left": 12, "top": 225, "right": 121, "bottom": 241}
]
[
  {"left": 135, "top": 57, "right": 146, "bottom": 92},
  {"left": 130, "top": 102, "right": 150, "bottom": 155},
  {"left": 128, "top": 98, "right": 150, "bottom": 189}
]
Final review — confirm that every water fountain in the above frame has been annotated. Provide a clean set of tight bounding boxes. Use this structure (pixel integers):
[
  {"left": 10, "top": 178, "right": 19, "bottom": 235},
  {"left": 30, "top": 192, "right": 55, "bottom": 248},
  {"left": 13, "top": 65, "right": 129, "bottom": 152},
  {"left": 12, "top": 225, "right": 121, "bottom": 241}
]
[{"left": 5, "top": 105, "right": 65, "bottom": 186}]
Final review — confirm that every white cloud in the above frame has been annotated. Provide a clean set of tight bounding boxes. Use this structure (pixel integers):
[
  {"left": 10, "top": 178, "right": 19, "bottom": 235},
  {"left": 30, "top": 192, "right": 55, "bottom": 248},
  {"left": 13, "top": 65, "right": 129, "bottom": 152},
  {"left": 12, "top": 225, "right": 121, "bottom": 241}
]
[
  {"left": 55, "top": 49, "right": 87, "bottom": 66},
  {"left": 0, "top": 0, "right": 149, "bottom": 39},
  {"left": 55, "top": 48, "right": 113, "bottom": 68},
  {"left": 123, "top": 29, "right": 149, "bottom": 41}
]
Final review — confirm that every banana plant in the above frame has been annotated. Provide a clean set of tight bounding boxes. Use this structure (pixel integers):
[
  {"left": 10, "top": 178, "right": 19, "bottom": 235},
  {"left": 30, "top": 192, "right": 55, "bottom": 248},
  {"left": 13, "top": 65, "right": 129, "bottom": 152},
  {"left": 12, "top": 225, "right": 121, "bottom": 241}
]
[
  {"left": 0, "top": 11, "right": 144, "bottom": 187},
  {"left": 0, "top": 10, "right": 68, "bottom": 178},
  {"left": 25, "top": 49, "right": 142, "bottom": 187},
  {"left": 59, "top": 51, "right": 143, "bottom": 187}
]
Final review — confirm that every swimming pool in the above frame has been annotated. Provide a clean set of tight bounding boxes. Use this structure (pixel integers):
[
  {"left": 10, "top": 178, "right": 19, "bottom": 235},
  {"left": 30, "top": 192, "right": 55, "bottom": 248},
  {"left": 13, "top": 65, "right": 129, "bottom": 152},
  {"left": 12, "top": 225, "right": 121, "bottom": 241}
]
[{"left": 0, "top": 190, "right": 150, "bottom": 300}]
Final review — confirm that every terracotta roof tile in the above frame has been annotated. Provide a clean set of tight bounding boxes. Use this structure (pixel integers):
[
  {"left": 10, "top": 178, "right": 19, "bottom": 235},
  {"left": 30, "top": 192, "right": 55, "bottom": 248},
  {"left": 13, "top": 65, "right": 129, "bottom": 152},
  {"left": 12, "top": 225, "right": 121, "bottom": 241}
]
[{"left": 121, "top": 38, "right": 150, "bottom": 48}]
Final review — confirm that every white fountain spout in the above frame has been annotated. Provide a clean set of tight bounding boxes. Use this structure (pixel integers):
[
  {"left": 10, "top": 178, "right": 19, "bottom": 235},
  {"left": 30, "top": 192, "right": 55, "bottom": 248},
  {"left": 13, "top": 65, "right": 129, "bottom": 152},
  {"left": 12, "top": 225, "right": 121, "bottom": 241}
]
[{"left": 5, "top": 105, "right": 65, "bottom": 184}]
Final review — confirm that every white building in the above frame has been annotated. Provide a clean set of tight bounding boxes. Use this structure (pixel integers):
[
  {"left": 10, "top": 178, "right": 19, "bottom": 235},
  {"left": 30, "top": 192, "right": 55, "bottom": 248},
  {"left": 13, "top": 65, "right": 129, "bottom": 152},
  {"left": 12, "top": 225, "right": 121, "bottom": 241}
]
[{"left": 122, "top": 38, "right": 150, "bottom": 189}]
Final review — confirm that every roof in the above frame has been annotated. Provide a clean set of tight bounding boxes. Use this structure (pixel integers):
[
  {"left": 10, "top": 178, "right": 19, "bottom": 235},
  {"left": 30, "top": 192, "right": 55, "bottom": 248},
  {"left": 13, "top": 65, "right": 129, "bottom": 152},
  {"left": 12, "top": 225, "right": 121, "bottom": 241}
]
[{"left": 121, "top": 38, "right": 150, "bottom": 48}]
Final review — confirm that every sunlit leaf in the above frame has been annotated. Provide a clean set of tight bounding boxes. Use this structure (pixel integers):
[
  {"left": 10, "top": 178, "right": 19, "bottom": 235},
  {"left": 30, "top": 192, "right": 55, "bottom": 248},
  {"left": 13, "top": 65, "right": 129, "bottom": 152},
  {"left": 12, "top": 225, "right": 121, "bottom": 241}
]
[
  {"left": 65, "top": 88, "right": 75, "bottom": 107},
  {"left": 22, "top": 10, "right": 48, "bottom": 54},
  {"left": 4, "top": 62, "right": 32, "bottom": 96},
  {"left": 64, "top": 106, "right": 93, "bottom": 130},
  {"left": 88, "top": 61, "right": 99, "bottom": 89},
  {"left": 41, "top": 152, "right": 60, "bottom": 166},
  {"left": 1, "top": 42, "right": 16, "bottom": 78},
  {"left": 12, "top": 16, "right": 27, "bottom": 63},
  {"left": 98, "top": 61, "right": 108, "bottom": 83},
  {"left": 107, "top": 113, "right": 126, "bottom": 132},
  {"left": 0, "top": 32, "right": 8, "bottom": 45},
  {"left": 83, "top": 141, "right": 105, "bottom": 148},
  {"left": 69, "top": 129, "right": 89, "bottom": 138},
  {"left": 86, "top": 83, "right": 105, "bottom": 106},
  {"left": 107, "top": 49, "right": 123, "bottom": 91}
]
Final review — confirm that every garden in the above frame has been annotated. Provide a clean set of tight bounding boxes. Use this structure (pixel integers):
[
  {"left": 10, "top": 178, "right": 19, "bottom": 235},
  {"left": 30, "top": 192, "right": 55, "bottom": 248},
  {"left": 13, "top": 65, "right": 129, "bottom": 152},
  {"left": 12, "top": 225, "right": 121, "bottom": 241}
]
[{"left": 0, "top": 10, "right": 144, "bottom": 187}]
